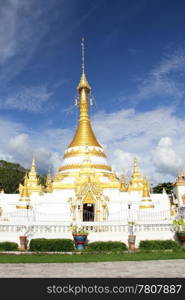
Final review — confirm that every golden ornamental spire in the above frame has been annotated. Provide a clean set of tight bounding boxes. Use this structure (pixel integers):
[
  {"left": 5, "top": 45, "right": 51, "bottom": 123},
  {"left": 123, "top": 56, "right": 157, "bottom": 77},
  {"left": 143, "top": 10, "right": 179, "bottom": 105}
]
[
  {"left": 68, "top": 38, "right": 101, "bottom": 148},
  {"left": 133, "top": 157, "right": 140, "bottom": 177},
  {"left": 120, "top": 174, "right": 127, "bottom": 192},
  {"left": 82, "top": 37, "right": 85, "bottom": 74},
  {"left": 31, "top": 157, "right": 36, "bottom": 172},
  {"left": 139, "top": 177, "right": 154, "bottom": 209},
  {"left": 77, "top": 37, "right": 91, "bottom": 93},
  {"left": 127, "top": 158, "right": 144, "bottom": 192},
  {"left": 21, "top": 174, "right": 29, "bottom": 198},
  {"left": 142, "top": 177, "right": 150, "bottom": 198},
  {"left": 17, "top": 174, "right": 31, "bottom": 209}
]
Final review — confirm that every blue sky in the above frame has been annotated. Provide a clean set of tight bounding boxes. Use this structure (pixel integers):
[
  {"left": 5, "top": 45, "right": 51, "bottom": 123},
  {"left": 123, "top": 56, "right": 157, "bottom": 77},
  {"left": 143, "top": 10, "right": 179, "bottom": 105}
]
[{"left": 1, "top": 0, "right": 185, "bottom": 184}]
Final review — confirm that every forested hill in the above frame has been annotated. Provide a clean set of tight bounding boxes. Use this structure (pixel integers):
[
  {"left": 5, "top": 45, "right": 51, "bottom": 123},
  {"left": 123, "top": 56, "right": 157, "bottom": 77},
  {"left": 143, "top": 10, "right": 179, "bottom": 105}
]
[
  {"left": 0, "top": 160, "right": 27, "bottom": 193},
  {"left": 0, "top": 160, "right": 47, "bottom": 194}
]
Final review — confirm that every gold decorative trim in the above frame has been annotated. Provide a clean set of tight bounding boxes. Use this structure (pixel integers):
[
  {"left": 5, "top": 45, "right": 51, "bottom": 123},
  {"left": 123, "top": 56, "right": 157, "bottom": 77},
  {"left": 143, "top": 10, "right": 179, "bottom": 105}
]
[
  {"left": 100, "top": 183, "right": 120, "bottom": 188},
  {"left": 140, "top": 199, "right": 152, "bottom": 202},
  {"left": 174, "top": 182, "right": 185, "bottom": 186},
  {"left": 18, "top": 198, "right": 30, "bottom": 202},
  {"left": 64, "top": 150, "right": 106, "bottom": 158},
  {"left": 52, "top": 184, "right": 76, "bottom": 189},
  {"left": 16, "top": 205, "right": 32, "bottom": 209},
  {"left": 52, "top": 183, "right": 120, "bottom": 190},
  {"left": 139, "top": 205, "right": 154, "bottom": 208},
  {"left": 59, "top": 164, "right": 112, "bottom": 172}
]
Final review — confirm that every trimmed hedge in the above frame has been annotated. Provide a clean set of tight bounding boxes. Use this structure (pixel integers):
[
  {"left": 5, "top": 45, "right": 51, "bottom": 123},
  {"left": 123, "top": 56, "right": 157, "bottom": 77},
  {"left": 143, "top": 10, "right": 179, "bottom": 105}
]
[
  {"left": 139, "top": 240, "right": 180, "bottom": 250},
  {"left": 87, "top": 241, "right": 127, "bottom": 252},
  {"left": 0, "top": 242, "right": 18, "bottom": 251},
  {"left": 29, "top": 238, "right": 75, "bottom": 252}
]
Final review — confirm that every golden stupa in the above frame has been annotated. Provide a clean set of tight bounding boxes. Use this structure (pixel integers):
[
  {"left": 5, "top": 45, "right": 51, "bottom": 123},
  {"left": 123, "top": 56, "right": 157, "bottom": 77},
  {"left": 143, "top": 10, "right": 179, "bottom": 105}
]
[{"left": 52, "top": 39, "right": 120, "bottom": 191}]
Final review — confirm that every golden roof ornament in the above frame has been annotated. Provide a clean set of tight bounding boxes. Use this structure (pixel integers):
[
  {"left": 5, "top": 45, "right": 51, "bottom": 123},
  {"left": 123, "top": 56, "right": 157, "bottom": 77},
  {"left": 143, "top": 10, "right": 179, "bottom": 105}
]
[
  {"left": 17, "top": 174, "right": 31, "bottom": 209},
  {"left": 142, "top": 177, "right": 150, "bottom": 198},
  {"left": 133, "top": 157, "right": 140, "bottom": 178},
  {"left": 127, "top": 158, "right": 144, "bottom": 192},
  {"left": 21, "top": 175, "right": 29, "bottom": 198},
  {"left": 120, "top": 174, "right": 127, "bottom": 192},
  {"left": 18, "top": 158, "right": 43, "bottom": 196},
  {"left": 31, "top": 157, "right": 36, "bottom": 172},
  {"left": 139, "top": 177, "right": 154, "bottom": 209}
]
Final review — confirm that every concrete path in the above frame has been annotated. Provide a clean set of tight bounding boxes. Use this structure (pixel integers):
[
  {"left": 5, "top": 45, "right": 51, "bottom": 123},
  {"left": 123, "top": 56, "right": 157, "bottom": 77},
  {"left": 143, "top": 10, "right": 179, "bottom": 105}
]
[{"left": 0, "top": 260, "right": 184, "bottom": 277}]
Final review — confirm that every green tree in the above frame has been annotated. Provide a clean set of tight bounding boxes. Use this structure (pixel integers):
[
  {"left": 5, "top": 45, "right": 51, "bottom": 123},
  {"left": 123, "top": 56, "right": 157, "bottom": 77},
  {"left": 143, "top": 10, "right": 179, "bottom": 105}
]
[
  {"left": 0, "top": 160, "right": 27, "bottom": 193},
  {"left": 38, "top": 174, "right": 47, "bottom": 187},
  {"left": 0, "top": 160, "right": 47, "bottom": 194},
  {"left": 152, "top": 182, "right": 173, "bottom": 194}
]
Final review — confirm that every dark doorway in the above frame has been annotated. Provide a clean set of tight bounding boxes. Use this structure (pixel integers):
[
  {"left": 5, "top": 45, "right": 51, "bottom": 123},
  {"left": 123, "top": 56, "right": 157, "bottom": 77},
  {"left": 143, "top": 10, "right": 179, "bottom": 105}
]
[{"left": 83, "top": 203, "right": 94, "bottom": 221}]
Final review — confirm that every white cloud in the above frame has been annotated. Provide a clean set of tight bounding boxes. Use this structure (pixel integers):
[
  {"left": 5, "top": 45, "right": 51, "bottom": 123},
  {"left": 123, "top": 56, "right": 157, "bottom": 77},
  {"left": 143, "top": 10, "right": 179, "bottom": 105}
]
[
  {"left": 0, "top": 0, "right": 58, "bottom": 84},
  {"left": 1, "top": 106, "right": 185, "bottom": 183},
  {"left": 92, "top": 107, "right": 185, "bottom": 183},
  {"left": 0, "top": 0, "right": 20, "bottom": 64},
  {"left": 0, "top": 85, "right": 53, "bottom": 112},
  {"left": 122, "top": 48, "right": 185, "bottom": 104},
  {"left": 152, "top": 137, "right": 182, "bottom": 176}
]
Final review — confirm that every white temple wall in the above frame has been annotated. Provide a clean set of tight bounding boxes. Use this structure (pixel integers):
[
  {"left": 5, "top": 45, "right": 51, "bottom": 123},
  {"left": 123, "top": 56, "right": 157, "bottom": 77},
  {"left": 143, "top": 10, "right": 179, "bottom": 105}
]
[
  {"left": 0, "top": 227, "right": 175, "bottom": 247},
  {"left": 174, "top": 185, "right": 185, "bottom": 206}
]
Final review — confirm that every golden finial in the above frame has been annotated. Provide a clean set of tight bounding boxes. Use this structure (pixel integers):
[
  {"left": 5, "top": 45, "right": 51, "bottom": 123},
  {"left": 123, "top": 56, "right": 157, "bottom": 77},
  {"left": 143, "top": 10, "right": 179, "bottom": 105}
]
[
  {"left": 133, "top": 157, "right": 138, "bottom": 172},
  {"left": 30, "top": 157, "right": 36, "bottom": 173},
  {"left": 120, "top": 174, "right": 127, "bottom": 192},
  {"left": 142, "top": 177, "right": 150, "bottom": 198},
  {"left": 77, "top": 38, "right": 91, "bottom": 93},
  {"left": 17, "top": 172, "right": 31, "bottom": 209},
  {"left": 32, "top": 157, "right": 35, "bottom": 165},
  {"left": 24, "top": 173, "right": 28, "bottom": 184},
  {"left": 81, "top": 37, "right": 85, "bottom": 74},
  {"left": 132, "top": 157, "right": 140, "bottom": 178},
  {"left": 21, "top": 174, "right": 29, "bottom": 198}
]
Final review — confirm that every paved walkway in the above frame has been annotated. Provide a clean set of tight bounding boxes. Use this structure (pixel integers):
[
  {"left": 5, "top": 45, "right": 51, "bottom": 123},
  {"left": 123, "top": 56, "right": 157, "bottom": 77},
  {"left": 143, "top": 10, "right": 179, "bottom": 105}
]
[{"left": 0, "top": 260, "right": 185, "bottom": 277}]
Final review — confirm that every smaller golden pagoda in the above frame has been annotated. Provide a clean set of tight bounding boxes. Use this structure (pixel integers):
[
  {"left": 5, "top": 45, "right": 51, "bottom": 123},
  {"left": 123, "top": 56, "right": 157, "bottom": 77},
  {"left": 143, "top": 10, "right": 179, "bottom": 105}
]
[
  {"left": 127, "top": 158, "right": 144, "bottom": 192},
  {"left": 139, "top": 177, "right": 154, "bottom": 209},
  {"left": 120, "top": 174, "right": 127, "bottom": 191},
  {"left": 19, "top": 158, "right": 43, "bottom": 196},
  {"left": 16, "top": 174, "right": 31, "bottom": 209}
]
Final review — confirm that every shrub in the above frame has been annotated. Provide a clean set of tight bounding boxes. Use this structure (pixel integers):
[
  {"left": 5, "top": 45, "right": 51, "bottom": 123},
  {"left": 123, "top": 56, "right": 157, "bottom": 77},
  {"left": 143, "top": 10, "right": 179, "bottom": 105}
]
[
  {"left": 0, "top": 242, "right": 18, "bottom": 251},
  {"left": 87, "top": 241, "right": 127, "bottom": 252},
  {"left": 139, "top": 240, "right": 180, "bottom": 250},
  {"left": 29, "top": 238, "right": 75, "bottom": 252}
]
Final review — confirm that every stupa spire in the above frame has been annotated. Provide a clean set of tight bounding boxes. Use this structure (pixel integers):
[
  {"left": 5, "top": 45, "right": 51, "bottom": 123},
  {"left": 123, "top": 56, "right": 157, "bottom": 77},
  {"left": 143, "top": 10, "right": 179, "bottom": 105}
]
[
  {"left": 82, "top": 37, "right": 85, "bottom": 74},
  {"left": 69, "top": 38, "right": 101, "bottom": 148},
  {"left": 31, "top": 157, "right": 36, "bottom": 173},
  {"left": 133, "top": 157, "right": 140, "bottom": 177}
]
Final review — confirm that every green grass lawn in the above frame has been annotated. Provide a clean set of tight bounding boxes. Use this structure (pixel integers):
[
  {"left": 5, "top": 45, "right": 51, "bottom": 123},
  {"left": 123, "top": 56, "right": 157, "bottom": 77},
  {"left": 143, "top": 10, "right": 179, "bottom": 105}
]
[{"left": 0, "top": 251, "right": 185, "bottom": 263}]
